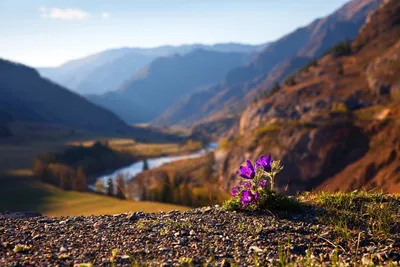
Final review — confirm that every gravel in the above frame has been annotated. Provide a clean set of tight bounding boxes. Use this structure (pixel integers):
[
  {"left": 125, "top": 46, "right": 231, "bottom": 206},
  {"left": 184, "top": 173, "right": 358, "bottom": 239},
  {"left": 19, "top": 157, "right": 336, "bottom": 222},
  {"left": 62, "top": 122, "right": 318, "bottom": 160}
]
[{"left": 0, "top": 207, "right": 399, "bottom": 266}]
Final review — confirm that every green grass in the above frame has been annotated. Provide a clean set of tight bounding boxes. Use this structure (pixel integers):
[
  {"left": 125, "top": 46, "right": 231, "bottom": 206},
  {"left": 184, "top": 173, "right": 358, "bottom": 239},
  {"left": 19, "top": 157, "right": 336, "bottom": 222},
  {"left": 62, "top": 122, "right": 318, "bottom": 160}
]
[
  {"left": 0, "top": 174, "right": 188, "bottom": 216},
  {"left": 301, "top": 190, "right": 400, "bottom": 239}
]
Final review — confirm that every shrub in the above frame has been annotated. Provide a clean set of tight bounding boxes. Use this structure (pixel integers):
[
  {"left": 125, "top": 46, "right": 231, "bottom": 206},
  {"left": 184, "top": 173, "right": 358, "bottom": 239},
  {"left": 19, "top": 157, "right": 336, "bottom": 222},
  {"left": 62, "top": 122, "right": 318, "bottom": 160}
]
[
  {"left": 300, "top": 60, "right": 318, "bottom": 73},
  {"left": 331, "top": 102, "right": 348, "bottom": 113},
  {"left": 270, "top": 81, "right": 281, "bottom": 95},
  {"left": 284, "top": 75, "right": 296, "bottom": 86},
  {"left": 324, "top": 40, "right": 352, "bottom": 57}
]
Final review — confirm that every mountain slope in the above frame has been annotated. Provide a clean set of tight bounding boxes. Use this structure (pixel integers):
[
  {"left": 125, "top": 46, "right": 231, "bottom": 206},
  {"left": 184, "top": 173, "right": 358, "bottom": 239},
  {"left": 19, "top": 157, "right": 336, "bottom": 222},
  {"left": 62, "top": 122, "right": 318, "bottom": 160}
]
[
  {"left": 0, "top": 59, "right": 129, "bottom": 133},
  {"left": 88, "top": 49, "right": 250, "bottom": 123},
  {"left": 38, "top": 43, "right": 264, "bottom": 95},
  {"left": 215, "top": 0, "right": 400, "bottom": 194},
  {"left": 155, "top": 0, "right": 382, "bottom": 126}
]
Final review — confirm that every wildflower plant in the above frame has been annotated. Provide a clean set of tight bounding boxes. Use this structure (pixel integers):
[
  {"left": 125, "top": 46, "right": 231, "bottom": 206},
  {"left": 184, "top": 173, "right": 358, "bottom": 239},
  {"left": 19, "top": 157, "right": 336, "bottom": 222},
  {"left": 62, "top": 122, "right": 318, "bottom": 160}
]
[{"left": 223, "top": 154, "right": 300, "bottom": 212}]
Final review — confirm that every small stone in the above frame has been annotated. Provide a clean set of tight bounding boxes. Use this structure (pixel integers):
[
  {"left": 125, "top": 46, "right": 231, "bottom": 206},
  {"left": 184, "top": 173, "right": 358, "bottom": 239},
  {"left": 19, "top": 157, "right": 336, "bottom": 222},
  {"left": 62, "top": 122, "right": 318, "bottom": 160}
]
[
  {"left": 93, "top": 222, "right": 105, "bottom": 229},
  {"left": 72, "top": 217, "right": 84, "bottom": 222},
  {"left": 189, "top": 230, "right": 196, "bottom": 236},
  {"left": 59, "top": 246, "right": 68, "bottom": 253},
  {"left": 38, "top": 218, "right": 53, "bottom": 223},
  {"left": 128, "top": 214, "right": 139, "bottom": 222},
  {"left": 174, "top": 232, "right": 180, "bottom": 237},
  {"left": 362, "top": 254, "right": 371, "bottom": 265},
  {"left": 249, "top": 246, "right": 264, "bottom": 253},
  {"left": 202, "top": 206, "right": 212, "bottom": 212}
]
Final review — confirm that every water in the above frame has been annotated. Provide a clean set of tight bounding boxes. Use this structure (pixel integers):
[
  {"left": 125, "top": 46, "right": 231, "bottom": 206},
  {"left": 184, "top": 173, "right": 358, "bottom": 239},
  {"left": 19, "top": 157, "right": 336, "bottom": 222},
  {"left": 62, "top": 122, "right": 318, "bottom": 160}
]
[{"left": 89, "top": 143, "right": 218, "bottom": 192}]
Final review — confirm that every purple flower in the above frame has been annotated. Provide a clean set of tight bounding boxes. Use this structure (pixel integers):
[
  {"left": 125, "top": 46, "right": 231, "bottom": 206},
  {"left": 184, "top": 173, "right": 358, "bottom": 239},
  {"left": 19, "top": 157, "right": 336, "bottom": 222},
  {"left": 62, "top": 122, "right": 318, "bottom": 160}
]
[
  {"left": 240, "top": 181, "right": 251, "bottom": 189},
  {"left": 236, "top": 160, "right": 255, "bottom": 179},
  {"left": 241, "top": 190, "right": 258, "bottom": 206},
  {"left": 258, "top": 179, "right": 267, "bottom": 188},
  {"left": 230, "top": 188, "right": 238, "bottom": 196},
  {"left": 255, "top": 154, "right": 273, "bottom": 172}
]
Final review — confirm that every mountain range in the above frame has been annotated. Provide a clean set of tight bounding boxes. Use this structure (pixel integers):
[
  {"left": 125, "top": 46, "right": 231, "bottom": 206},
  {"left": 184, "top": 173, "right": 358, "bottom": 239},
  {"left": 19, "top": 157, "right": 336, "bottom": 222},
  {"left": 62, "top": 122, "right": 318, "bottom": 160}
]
[
  {"left": 87, "top": 49, "right": 251, "bottom": 123},
  {"left": 154, "top": 0, "right": 383, "bottom": 127},
  {"left": 38, "top": 43, "right": 265, "bottom": 95}
]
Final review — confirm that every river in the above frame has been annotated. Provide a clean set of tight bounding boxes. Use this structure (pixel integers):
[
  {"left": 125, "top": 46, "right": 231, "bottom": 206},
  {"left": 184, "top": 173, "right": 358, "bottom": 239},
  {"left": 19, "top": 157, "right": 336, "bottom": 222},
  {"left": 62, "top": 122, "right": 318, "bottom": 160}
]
[{"left": 89, "top": 143, "right": 218, "bottom": 193}]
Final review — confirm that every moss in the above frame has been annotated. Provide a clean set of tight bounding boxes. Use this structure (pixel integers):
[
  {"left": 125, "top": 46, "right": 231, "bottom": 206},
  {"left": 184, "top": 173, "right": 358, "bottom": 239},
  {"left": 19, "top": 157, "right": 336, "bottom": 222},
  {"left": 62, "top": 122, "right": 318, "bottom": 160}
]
[
  {"left": 13, "top": 244, "right": 32, "bottom": 253},
  {"left": 75, "top": 264, "right": 93, "bottom": 267}
]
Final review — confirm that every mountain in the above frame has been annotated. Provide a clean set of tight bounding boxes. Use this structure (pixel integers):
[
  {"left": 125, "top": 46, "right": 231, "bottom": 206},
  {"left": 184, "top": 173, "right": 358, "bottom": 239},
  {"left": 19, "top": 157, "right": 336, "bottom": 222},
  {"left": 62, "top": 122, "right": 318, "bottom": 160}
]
[
  {"left": 87, "top": 49, "right": 251, "bottom": 123},
  {"left": 215, "top": 0, "right": 400, "bottom": 194},
  {"left": 0, "top": 58, "right": 130, "bottom": 133},
  {"left": 38, "top": 43, "right": 264, "bottom": 95},
  {"left": 154, "top": 0, "right": 382, "bottom": 127}
]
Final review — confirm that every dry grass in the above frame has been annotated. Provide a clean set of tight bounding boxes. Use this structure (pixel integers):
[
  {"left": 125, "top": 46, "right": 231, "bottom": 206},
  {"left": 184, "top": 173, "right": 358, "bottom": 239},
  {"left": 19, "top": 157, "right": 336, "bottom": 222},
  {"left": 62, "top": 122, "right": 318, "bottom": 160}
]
[
  {"left": 68, "top": 139, "right": 202, "bottom": 158},
  {"left": 0, "top": 174, "right": 188, "bottom": 216}
]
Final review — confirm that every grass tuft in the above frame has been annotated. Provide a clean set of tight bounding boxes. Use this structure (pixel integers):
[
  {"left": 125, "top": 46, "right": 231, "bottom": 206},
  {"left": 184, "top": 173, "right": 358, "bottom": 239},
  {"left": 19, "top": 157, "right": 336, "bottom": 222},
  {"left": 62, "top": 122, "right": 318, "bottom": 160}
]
[
  {"left": 302, "top": 190, "right": 400, "bottom": 239},
  {"left": 222, "top": 190, "right": 303, "bottom": 215}
]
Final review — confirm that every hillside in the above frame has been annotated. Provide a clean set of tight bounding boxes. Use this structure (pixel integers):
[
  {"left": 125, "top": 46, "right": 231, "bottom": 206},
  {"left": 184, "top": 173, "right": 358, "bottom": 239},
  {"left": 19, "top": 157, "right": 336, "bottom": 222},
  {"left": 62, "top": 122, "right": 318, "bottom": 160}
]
[
  {"left": 154, "top": 0, "right": 382, "bottom": 127},
  {"left": 0, "top": 59, "right": 130, "bottom": 133},
  {"left": 38, "top": 43, "right": 264, "bottom": 95},
  {"left": 88, "top": 49, "right": 250, "bottom": 123},
  {"left": 215, "top": 0, "right": 400, "bottom": 194}
]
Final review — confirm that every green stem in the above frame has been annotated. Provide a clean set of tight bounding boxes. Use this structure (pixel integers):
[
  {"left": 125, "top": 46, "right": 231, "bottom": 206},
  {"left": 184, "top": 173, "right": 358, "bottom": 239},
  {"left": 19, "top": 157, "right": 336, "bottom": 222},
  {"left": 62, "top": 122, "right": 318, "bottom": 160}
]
[{"left": 270, "top": 172, "right": 275, "bottom": 191}]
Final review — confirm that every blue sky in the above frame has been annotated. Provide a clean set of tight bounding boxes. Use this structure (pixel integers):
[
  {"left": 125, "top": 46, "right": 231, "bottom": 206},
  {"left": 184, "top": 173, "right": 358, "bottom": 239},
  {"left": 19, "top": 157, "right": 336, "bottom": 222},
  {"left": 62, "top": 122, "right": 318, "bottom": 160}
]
[{"left": 0, "top": 0, "right": 349, "bottom": 67}]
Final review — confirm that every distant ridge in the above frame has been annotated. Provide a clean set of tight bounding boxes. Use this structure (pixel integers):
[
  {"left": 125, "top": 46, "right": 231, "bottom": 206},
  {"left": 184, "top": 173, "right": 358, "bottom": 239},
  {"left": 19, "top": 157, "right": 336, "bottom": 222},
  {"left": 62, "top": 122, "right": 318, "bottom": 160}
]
[{"left": 38, "top": 43, "right": 265, "bottom": 95}]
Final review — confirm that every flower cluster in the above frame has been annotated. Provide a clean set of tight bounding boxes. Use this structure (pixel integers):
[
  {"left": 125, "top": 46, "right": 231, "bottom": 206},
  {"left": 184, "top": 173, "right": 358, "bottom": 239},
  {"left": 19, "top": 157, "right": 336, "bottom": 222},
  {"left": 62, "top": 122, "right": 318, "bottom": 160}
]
[{"left": 230, "top": 154, "right": 283, "bottom": 208}]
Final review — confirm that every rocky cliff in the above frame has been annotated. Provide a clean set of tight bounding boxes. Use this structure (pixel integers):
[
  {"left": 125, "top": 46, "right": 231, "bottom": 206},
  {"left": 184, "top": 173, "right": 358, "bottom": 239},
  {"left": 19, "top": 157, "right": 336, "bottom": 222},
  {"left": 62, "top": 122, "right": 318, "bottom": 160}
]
[{"left": 217, "top": 0, "right": 400, "bottom": 194}]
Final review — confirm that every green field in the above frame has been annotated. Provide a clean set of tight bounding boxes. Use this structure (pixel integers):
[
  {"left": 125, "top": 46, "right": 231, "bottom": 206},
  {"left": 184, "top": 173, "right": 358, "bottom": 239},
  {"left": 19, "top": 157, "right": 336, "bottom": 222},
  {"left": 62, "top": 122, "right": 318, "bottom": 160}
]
[{"left": 0, "top": 173, "right": 189, "bottom": 217}]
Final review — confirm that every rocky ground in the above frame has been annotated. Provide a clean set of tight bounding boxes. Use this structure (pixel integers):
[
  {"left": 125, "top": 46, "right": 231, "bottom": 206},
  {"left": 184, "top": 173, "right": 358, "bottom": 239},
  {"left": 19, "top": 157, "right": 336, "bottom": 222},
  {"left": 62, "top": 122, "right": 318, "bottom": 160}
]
[{"left": 0, "top": 206, "right": 399, "bottom": 266}]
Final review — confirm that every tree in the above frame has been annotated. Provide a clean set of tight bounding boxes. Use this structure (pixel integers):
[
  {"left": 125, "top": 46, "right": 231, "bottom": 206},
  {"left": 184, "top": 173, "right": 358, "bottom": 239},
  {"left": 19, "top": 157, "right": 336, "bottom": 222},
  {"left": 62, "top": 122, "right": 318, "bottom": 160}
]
[
  {"left": 95, "top": 179, "right": 106, "bottom": 193},
  {"left": 107, "top": 178, "right": 114, "bottom": 196},
  {"left": 160, "top": 174, "right": 173, "bottom": 203},
  {"left": 115, "top": 174, "right": 127, "bottom": 199},
  {"left": 143, "top": 159, "right": 149, "bottom": 171},
  {"left": 75, "top": 167, "right": 88, "bottom": 192},
  {"left": 180, "top": 183, "right": 193, "bottom": 207},
  {"left": 270, "top": 81, "right": 281, "bottom": 95}
]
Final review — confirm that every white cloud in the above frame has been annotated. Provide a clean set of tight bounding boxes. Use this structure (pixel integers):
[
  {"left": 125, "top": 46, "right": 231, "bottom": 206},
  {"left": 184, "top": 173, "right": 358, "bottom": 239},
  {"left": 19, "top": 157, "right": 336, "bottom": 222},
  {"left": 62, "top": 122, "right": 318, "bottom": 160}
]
[
  {"left": 101, "top": 12, "right": 110, "bottom": 19},
  {"left": 39, "top": 7, "right": 89, "bottom": 20}
]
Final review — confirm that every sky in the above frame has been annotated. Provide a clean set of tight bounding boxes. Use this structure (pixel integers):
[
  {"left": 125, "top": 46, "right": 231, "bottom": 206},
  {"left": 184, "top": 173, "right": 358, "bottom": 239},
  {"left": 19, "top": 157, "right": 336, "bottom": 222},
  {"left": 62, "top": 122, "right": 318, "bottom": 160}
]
[{"left": 0, "top": 0, "right": 350, "bottom": 67}]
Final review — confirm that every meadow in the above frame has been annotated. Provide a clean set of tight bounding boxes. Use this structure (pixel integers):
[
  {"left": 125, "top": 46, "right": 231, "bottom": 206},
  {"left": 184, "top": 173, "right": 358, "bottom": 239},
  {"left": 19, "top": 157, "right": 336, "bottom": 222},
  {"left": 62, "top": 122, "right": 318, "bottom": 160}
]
[{"left": 0, "top": 173, "right": 188, "bottom": 216}]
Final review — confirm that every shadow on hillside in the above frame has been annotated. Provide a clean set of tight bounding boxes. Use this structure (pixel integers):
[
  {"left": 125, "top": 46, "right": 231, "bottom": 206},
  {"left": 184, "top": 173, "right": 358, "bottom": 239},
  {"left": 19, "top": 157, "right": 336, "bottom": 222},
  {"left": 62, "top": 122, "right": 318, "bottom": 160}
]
[{"left": 0, "top": 172, "right": 54, "bottom": 213}]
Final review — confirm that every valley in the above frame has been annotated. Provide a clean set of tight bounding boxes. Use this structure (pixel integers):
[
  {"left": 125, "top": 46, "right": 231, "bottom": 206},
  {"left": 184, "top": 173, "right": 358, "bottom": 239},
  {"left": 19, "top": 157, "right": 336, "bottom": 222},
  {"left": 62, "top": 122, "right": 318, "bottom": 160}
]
[
  {"left": 0, "top": 0, "right": 399, "bottom": 227},
  {"left": 2, "top": 0, "right": 400, "bottom": 265}
]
